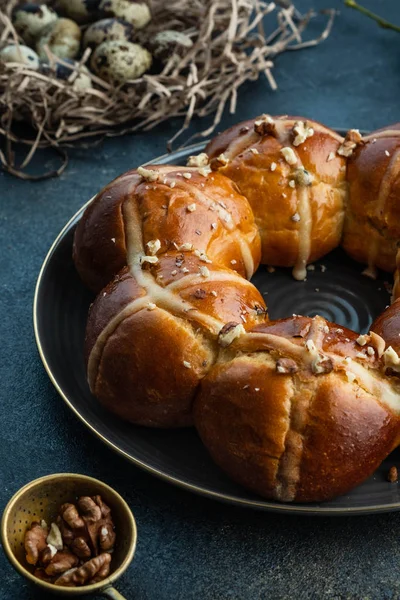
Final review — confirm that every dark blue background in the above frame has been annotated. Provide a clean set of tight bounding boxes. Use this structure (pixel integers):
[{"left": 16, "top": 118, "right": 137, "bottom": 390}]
[{"left": 2, "top": 1, "right": 400, "bottom": 598}]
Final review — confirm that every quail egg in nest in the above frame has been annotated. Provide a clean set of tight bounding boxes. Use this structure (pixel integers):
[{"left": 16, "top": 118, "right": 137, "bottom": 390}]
[
  {"left": 0, "top": 44, "right": 40, "bottom": 69},
  {"left": 90, "top": 40, "right": 152, "bottom": 84},
  {"left": 83, "top": 18, "right": 133, "bottom": 49},
  {"left": 36, "top": 18, "right": 82, "bottom": 60},
  {"left": 55, "top": 0, "right": 102, "bottom": 24},
  {"left": 12, "top": 4, "right": 58, "bottom": 46},
  {"left": 148, "top": 30, "right": 193, "bottom": 64},
  {"left": 99, "top": 0, "right": 150, "bottom": 29}
]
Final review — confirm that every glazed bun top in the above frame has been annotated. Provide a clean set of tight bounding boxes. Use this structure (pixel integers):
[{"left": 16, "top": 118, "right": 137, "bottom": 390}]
[{"left": 206, "top": 114, "right": 347, "bottom": 280}]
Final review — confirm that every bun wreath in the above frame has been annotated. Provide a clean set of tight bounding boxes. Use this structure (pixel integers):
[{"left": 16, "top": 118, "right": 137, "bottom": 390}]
[
  {"left": 73, "top": 117, "right": 400, "bottom": 503},
  {"left": 74, "top": 165, "right": 266, "bottom": 427}
]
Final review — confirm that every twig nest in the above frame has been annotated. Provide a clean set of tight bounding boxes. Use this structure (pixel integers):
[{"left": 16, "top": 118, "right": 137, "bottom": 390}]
[
  {"left": 36, "top": 18, "right": 82, "bottom": 61},
  {"left": 0, "top": 44, "right": 39, "bottom": 69},
  {"left": 148, "top": 30, "right": 193, "bottom": 63},
  {"left": 55, "top": 0, "right": 102, "bottom": 24},
  {"left": 40, "top": 58, "right": 92, "bottom": 90},
  {"left": 99, "top": 0, "right": 150, "bottom": 29},
  {"left": 83, "top": 18, "right": 133, "bottom": 50},
  {"left": 12, "top": 4, "right": 58, "bottom": 46},
  {"left": 90, "top": 40, "right": 152, "bottom": 84}
]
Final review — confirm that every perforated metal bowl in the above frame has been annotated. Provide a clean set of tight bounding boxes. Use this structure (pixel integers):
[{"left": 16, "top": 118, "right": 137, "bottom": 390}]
[{"left": 1, "top": 473, "right": 137, "bottom": 598}]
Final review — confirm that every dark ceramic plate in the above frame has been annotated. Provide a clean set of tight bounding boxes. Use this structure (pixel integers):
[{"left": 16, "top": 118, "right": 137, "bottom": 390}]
[{"left": 34, "top": 142, "right": 400, "bottom": 515}]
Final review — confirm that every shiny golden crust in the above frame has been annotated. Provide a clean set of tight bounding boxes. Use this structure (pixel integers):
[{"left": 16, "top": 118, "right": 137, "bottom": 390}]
[
  {"left": 343, "top": 124, "right": 400, "bottom": 276},
  {"left": 73, "top": 165, "right": 261, "bottom": 293},
  {"left": 194, "top": 316, "right": 400, "bottom": 503},
  {"left": 84, "top": 249, "right": 267, "bottom": 428},
  {"left": 206, "top": 115, "right": 346, "bottom": 279},
  {"left": 372, "top": 298, "right": 400, "bottom": 355}
]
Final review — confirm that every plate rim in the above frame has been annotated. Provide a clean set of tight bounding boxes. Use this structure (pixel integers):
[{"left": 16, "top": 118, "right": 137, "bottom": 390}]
[{"left": 33, "top": 140, "right": 400, "bottom": 516}]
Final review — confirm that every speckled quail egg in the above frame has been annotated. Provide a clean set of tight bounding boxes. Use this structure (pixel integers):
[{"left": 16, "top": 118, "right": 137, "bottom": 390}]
[
  {"left": 148, "top": 30, "right": 193, "bottom": 63},
  {"left": 55, "top": 0, "right": 101, "bottom": 24},
  {"left": 40, "top": 58, "right": 92, "bottom": 90},
  {"left": 99, "top": 0, "right": 150, "bottom": 29},
  {"left": 83, "top": 18, "right": 133, "bottom": 49},
  {"left": 90, "top": 40, "right": 152, "bottom": 84},
  {"left": 0, "top": 44, "right": 39, "bottom": 69},
  {"left": 12, "top": 4, "right": 58, "bottom": 46},
  {"left": 36, "top": 18, "right": 82, "bottom": 60}
]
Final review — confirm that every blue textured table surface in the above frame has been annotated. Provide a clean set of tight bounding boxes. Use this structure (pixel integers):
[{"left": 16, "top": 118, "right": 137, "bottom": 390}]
[{"left": 2, "top": 1, "right": 400, "bottom": 598}]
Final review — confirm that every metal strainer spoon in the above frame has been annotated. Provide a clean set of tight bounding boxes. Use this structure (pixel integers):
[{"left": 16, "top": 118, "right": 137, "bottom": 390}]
[{"left": 1, "top": 473, "right": 137, "bottom": 599}]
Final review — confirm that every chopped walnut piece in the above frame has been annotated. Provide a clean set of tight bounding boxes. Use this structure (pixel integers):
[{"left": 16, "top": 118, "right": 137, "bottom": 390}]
[
  {"left": 178, "top": 243, "right": 193, "bottom": 251},
  {"left": 78, "top": 497, "right": 102, "bottom": 523},
  {"left": 187, "top": 203, "right": 196, "bottom": 212},
  {"left": 388, "top": 466, "right": 398, "bottom": 483},
  {"left": 183, "top": 361, "right": 191, "bottom": 369},
  {"left": 383, "top": 346, "right": 400, "bottom": 374},
  {"left": 137, "top": 166, "right": 159, "bottom": 182},
  {"left": 218, "top": 322, "right": 246, "bottom": 347},
  {"left": 45, "top": 550, "right": 79, "bottom": 576},
  {"left": 55, "top": 553, "right": 112, "bottom": 587},
  {"left": 356, "top": 335, "right": 368, "bottom": 347},
  {"left": 346, "top": 370, "right": 356, "bottom": 384},
  {"left": 369, "top": 331, "right": 386, "bottom": 358},
  {"left": 312, "top": 355, "right": 333, "bottom": 375},
  {"left": 254, "top": 114, "right": 276, "bottom": 136},
  {"left": 193, "top": 289, "right": 207, "bottom": 299},
  {"left": 292, "top": 121, "right": 314, "bottom": 146},
  {"left": 199, "top": 266, "right": 210, "bottom": 278},
  {"left": 46, "top": 523, "right": 64, "bottom": 551},
  {"left": 280, "top": 147, "right": 297, "bottom": 165},
  {"left": 210, "top": 153, "right": 230, "bottom": 169},
  {"left": 182, "top": 172, "right": 192, "bottom": 179},
  {"left": 276, "top": 358, "right": 298, "bottom": 374},
  {"left": 187, "top": 153, "right": 209, "bottom": 167},
  {"left": 25, "top": 522, "right": 48, "bottom": 565},
  {"left": 71, "top": 537, "right": 92, "bottom": 560},
  {"left": 99, "top": 523, "right": 116, "bottom": 552},
  {"left": 198, "top": 166, "right": 211, "bottom": 177},
  {"left": 194, "top": 249, "right": 212, "bottom": 263},
  {"left": 291, "top": 213, "right": 300, "bottom": 222},
  {"left": 270, "top": 162, "right": 277, "bottom": 171},
  {"left": 40, "top": 543, "right": 58, "bottom": 565},
  {"left": 60, "top": 504, "right": 85, "bottom": 531},
  {"left": 337, "top": 129, "right": 363, "bottom": 157},
  {"left": 250, "top": 148, "right": 259, "bottom": 155},
  {"left": 146, "top": 239, "right": 161, "bottom": 255}
]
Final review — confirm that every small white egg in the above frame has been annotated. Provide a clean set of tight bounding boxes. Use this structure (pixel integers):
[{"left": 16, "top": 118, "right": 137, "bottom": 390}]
[
  {"left": 83, "top": 17, "right": 133, "bottom": 49},
  {"left": 0, "top": 44, "right": 39, "bottom": 69},
  {"left": 90, "top": 40, "right": 152, "bottom": 84},
  {"left": 55, "top": 0, "right": 101, "bottom": 24},
  {"left": 12, "top": 4, "right": 58, "bottom": 46},
  {"left": 149, "top": 30, "right": 193, "bottom": 63},
  {"left": 99, "top": 0, "right": 150, "bottom": 29},
  {"left": 36, "top": 18, "right": 82, "bottom": 60}
]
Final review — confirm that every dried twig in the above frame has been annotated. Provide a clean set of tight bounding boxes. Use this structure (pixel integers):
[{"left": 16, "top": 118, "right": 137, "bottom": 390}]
[{"left": 0, "top": 0, "right": 336, "bottom": 179}]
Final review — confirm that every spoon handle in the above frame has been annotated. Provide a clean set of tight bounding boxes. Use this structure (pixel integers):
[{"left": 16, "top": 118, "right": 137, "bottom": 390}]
[{"left": 100, "top": 586, "right": 127, "bottom": 600}]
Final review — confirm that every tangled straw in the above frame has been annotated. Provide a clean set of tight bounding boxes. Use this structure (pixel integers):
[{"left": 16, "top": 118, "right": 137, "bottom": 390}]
[{"left": 0, "top": 0, "right": 336, "bottom": 180}]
